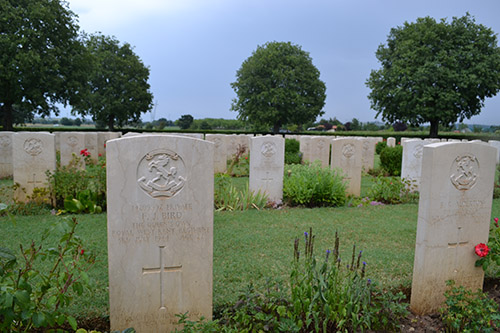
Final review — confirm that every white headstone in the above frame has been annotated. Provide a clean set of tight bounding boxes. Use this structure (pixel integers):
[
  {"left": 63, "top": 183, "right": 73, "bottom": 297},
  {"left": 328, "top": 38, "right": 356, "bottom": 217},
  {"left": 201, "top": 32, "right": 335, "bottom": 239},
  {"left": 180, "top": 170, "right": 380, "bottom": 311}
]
[
  {"left": 60, "top": 132, "right": 86, "bottom": 167},
  {"left": 361, "top": 137, "right": 378, "bottom": 171},
  {"left": 308, "top": 136, "right": 331, "bottom": 167},
  {"left": 85, "top": 132, "right": 99, "bottom": 164},
  {"left": 13, "top": 132, "right": 56, "bottom": 202},
  {"left": 107, "top": 135, "right": 214, "bottom": 332},
  {"left": 205, "top": 134, "right": 228, "bottom": 173},
  {"left": 387, "top": 137, "right": 396, "bottom": 147},
  {"left": 97, "top": 132, "right": 122, "bottom": 157},
  {"left": 410, "top": 142, "right": 496, "bottom": 315},
  {"left": 488, "top": 140, "right": 500, "bottom": 164},
  {"left": 249, "top": 136, "right": 284, "bottom": 202},
  {"left": 299, "top": 136, "right": 312, "bottom": 163},
  {"left": 0, "top": 132, "right": 14, "bottom": 178},
  {"left": 330, "top": 138, "right": 362, "bottom": 196}
]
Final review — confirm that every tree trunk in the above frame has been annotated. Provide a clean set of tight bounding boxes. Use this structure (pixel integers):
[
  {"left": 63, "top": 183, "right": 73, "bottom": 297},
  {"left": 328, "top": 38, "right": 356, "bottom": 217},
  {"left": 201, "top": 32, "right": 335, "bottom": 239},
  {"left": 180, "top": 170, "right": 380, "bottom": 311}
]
[
  {"left": 273, "top": 122, "right": 281, "bottom": 134},
  {"left": 1, "top": 102, "right": 14, "bottom": 131},
  {"left": 429, "top": 120, "right": 439, "bottom": 138},
  {"left": 108, "top": 116, "right": 115, "bottom": 131}
]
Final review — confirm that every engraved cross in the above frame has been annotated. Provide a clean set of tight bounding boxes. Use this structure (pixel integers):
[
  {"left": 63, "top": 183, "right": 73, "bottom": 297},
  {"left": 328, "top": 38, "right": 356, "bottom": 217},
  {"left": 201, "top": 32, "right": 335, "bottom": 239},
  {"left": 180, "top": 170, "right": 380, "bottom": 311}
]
[
  {"left": 27, "top": 173, "right": 43, "bottom": 185},
  {"left": 261, "top": 172, "right": 273, "bottom": 185},
  {"left": 142, "top": 246, "right": 182, "bottom": 310},
  {"left": 448, "top": 226, "right": 469, "bottom": 274}
]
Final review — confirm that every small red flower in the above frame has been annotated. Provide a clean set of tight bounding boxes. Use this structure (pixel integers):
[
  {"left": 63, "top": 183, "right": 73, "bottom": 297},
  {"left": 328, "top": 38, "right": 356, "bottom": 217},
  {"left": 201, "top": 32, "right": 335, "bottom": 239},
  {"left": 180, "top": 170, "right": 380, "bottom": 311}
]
[
  {"left": 475, "top": 243, "right": 489, "bottom": 257},
  {"left": 495, "top": 217, "right": 499, "bottom": 228},
  {"left": 80, "top": 249, "right": 84, "bottom": 255},
  {"left": 80, "top": 148, "right": 90, "bottom": 157},
  {"left": 104, "top": 143, "right": 106, "bottom": 148},
  {"left": 98, "top": 153, "right": 102, "bottom": 157}
]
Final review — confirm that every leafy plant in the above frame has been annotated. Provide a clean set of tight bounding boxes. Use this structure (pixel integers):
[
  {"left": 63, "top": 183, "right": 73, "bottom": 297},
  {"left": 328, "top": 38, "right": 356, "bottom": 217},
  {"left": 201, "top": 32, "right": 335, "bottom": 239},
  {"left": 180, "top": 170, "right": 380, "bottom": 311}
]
[
  {"left": 285, "top": 138, "right": 302, "bottom": 165},
  {"left": 46, "top": 152, "right": 106, "bottom": 210},
  {"left": 0, "top": 217, "right": 96, "bottom": 332},
  {"left": 214, "top": 175, "right": 268, "bottom": 211},
  {"left": 63, "top": 189, "right": 103, "bottom": 214},
  {"left": 369, "top": 176, "right": 418, "bottom": 204},
  {"left": 440, "top": 280, "right": 500, "bottom": 332},
  {"left": 283, "top": 162, "right": 346, "bottom": 207},
  {"left": 379, "top": 145, "right": 403, "bottom": 176},
  {"left": 375, "top": 140, "right": 387, "bottom": 155},
  {"left": 289, "top": 228, "right": 408, "bottom": 332},
  {"left": 226, "top": 145, "right": 249, "bottom": 177},
  {"left": 475, "top": 217, "right": 500, "bottom": 274}
]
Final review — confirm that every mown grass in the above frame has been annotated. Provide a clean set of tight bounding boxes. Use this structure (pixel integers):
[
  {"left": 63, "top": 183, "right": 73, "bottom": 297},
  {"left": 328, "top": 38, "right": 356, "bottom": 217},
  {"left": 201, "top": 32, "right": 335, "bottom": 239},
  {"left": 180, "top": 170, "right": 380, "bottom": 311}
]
[{"left": 1, "top": 175, "right": 500, "bottom": 322}]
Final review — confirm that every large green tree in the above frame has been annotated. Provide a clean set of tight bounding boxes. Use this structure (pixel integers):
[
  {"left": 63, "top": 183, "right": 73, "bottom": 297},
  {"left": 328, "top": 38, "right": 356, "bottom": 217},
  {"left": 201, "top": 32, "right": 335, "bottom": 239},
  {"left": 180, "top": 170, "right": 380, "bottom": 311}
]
[
  {"left": 231, "top": 41, "right": 326, "bottom": 133},
  {"left": 72, "top": 34, "right": 153, "bottom": 130},
  {"left": 0, "top": 0, "right": 91, "bottom": 131},
  {"left": 366, "top": 14, "right": 500, "bottom": 137}
]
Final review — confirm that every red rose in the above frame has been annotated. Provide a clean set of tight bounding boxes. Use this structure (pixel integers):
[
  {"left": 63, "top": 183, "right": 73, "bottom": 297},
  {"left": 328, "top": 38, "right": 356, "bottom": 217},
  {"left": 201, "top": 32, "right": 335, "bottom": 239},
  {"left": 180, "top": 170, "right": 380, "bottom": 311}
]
[
  {"left": 475, "top": 243, "right": 489, "bottom": 257},
  {"left": 81, "top": 249, "right": 84, "bottom": 255}
]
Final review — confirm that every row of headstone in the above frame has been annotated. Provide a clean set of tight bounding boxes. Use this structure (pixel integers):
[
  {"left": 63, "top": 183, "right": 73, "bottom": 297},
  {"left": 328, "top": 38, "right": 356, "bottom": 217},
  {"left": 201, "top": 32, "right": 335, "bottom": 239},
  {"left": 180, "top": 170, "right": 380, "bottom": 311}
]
[{"left": 3, "top": 132, "right": 121, "bottom": 202}]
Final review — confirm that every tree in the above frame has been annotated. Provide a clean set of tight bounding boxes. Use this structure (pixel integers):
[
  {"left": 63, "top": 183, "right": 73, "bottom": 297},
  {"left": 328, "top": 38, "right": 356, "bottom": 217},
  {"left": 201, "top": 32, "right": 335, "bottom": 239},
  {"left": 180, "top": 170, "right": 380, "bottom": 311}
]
[
  {"left": 0, "top": 0, "right": 91, "bottom": 131},
  {"left": 231, "top": 41, "right": 326, "bottom": 133},
  {"left": 177, "top": 114, "right": 194, "bottom": 130},
  {"left": 366, "top": 14, "right": 500, "bottom": 137},
  {"left": 72, "top": 34, "right": 153, "bottom": 130}
]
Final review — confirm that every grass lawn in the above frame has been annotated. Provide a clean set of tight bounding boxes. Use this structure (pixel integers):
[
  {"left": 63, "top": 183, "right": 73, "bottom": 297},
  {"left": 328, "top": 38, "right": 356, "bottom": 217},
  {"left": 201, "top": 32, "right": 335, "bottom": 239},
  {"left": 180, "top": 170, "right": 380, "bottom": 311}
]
[{"left": 1, "top": 175, "right": 500, "bottom": 322}]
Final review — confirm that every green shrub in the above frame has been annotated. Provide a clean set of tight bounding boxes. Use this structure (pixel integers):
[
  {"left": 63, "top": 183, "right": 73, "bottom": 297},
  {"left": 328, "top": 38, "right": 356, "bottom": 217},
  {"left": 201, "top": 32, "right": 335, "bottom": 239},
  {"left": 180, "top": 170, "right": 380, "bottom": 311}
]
[
  {"left": 283, "top": 162, "right": 346, "bottom": 207},
  {"left": 369, "top": 176, "right": 418, "bottom": 204},
  {"left": 46, "top": 153, "right": 106, "bottom": 210},
  {"left": 440, "top": 280, "right": 500, "bottom": 332},
  {"left": 214, "top": 174, "right": 268, "bottom": 211},
  {"left": 285, "top": 138, "right": 302, "bottom": 165},
  {"left": 375, "top": 141, "right": 387, "bottom": 155},
  {"left": 0, "top": 217, "right": 95, "bottom": 332},
  {"left": 379, "top": 145, "right": 402, "bottom": 176},
  {"left": 226, "top": 145, "right": 249, "bottom": 177}
]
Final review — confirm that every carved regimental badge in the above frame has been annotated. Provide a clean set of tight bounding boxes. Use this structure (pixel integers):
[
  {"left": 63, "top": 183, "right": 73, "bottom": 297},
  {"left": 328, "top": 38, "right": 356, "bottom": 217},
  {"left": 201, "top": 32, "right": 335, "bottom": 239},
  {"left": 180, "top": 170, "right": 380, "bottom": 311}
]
[
  {"left": 24, "top": 138, "right": 43, "bottom": 156},
  {"left": 137, "top": 149, "right": 187, "bottom": 198},
  {"left": 0, "top": 136, "right": 11, "bottom": 148},
  {"left": 450, "top": 154, "right": 479, "bottom": 191},
  {"left": 67, "top": 136, "right": 79, "bottom": 147},
  {"left": 413, "top": 144, "right": 424, "bottom": 159},
  {"left": 342, "top": 143, "right": 355, "bottom": 158},
  {"left": 261, "top": 142, "right": 277, "bottom": 158}
]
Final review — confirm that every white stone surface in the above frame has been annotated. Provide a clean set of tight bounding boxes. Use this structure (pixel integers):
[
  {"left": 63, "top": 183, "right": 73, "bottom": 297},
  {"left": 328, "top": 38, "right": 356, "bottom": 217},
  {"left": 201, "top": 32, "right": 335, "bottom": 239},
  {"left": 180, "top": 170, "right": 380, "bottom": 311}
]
[
  {"left": 299, "top": 136, "right": 312, "bottom": 163},
  {"left": 60, "top": 132, "right": 86, "bottom": 167},
  {"left": 488, "top": 140, "right": 500, "bottom": 164},
  {"left": 107, "top": 135, "right": 214, "bottom": 332},
  {"left": 410, "top": 142, "right": 496, "bottom": 315},
  {"left": 360, "top": 137, "right": 378, "bottom": 171},
  {"left": 330, "top": 138, "right": 362, "bottom": 196},
  {"left": 97, "top": 132, "right": 121, "bottom": 157},
  {"left": 249, "top": 136, "right": 284, "bottom": 202},
  {"left": 205, "top": 134, "right": 228, "bottom": 173},
  {"left": 12, "top": 132, "right": 56, "bottom": 202},
  {"left": 85, "top": 132, "right": 99, "bottom": 163},
  {"left": 387, "top": 137, "right": 396, "bottom": 147},
  {"left": 308, "top": 136, "right": 331, "bottom": 167},
  {"left": 0, "top": 131, "right": 14, "bottom": 178}
]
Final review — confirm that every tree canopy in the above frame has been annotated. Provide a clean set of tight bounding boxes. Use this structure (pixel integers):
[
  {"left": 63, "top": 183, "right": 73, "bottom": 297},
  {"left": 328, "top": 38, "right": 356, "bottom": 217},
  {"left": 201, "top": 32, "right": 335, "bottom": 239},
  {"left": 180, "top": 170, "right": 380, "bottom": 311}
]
[
  {"left": 366, "top": 14, "right": 500, "bottom": 137},
  {"left": 0, "top": 0, "right": 91, "bottom": 131},
  {"left": 231, "top": 41, "right": 326, "bottom": 133},
  {"left": 72, "top": 34, "right": 153, "bottom": 130},
  {"left": 176, "top": 114, "right": 194, "bottom": 129}
]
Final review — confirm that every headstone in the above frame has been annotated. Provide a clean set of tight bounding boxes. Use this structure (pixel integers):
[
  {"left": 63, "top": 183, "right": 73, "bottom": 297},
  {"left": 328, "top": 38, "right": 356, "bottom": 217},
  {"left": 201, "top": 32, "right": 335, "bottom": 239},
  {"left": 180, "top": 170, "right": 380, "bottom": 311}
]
[
  {"left": 308, "top": 136, "right": 331, "bottom": 167},
  {"left": 97, "top": 132, "right": 122, "bottom": 157},
  {"left": 85, "top": 132, "right": 99, "bottom": 164},
  {"left": 299, "top": 136, "right": 312, "bottom": 163},
  {"left": 387, "top": 137, "right": 396, "bottom": 147},
  {"left": 401, "top": 139, "right": 425, "bottom": 191},
  {"left": 330, "top": 138, "right": 362, "bottom": 196},
  {"left": 170, "top": 133, "right": 204, "bottom": 140},
  {"left": 205, "top": 134, "right": 228, "bottom": 173},
  {"left": 361, "top": 137, "right": 378, "bottom": 171},
  {"left": 226, "top": 135, "right": 250, "bottom": 161},
  {"left": 60, "top": 132, "right": 86, "bottom": 167},
  {"left": 488, "top": 140, "right": 500, "bottom": 164},
  {"left": 410, "top": 142, "right": 496, "bottom": 315},
  {"left": 107, "top": 135, "right": 214, "bottom": 332},
  {"left": 12, "top": 132, "right": 56, "bottom": 202},
  {"left": 0, "top": 132, "right": 14, "bottom": 178},
  {"left": 249, "top": 136, "right": 284, "bottom": 202}
]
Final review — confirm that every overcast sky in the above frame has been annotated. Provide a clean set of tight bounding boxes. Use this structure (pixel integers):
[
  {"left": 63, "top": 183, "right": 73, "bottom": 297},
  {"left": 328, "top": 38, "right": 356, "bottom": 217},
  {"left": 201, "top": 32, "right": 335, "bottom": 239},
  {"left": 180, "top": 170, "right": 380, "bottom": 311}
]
[{"left": 65, "top": 0, "right": 500, "bottom": 125}]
